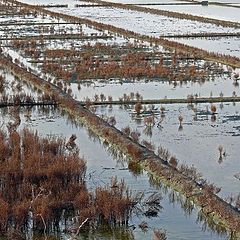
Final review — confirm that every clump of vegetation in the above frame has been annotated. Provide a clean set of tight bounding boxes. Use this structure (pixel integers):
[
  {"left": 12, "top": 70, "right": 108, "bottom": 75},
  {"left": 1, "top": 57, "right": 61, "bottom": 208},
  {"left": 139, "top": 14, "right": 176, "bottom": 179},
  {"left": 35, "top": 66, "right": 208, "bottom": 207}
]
[
  {"left": 0, "top": 128, "right": 138, "bottom": 238},
  {"left": 128, "top": 160, "right": 143, "bottom": 175},
  {"left": 0, "top": 128, "right": 87, "bottom": 235},
  {"left": 210, "top": 104, "right": 217, "bottom": 114},
  {"left": 0, "top": 74, "right": 6, "bottom": 93},
  {"left": 218, "top": 145, "right": 224, "bottom": 163},
  {"left": 135, "top": 102, "right": 142, "bottom": 114},
  {"left": 157, "top": 146, "right": 170, "bottom": 163},
  {"left": 169, "top": 156, "right": 178, "bottom": 169},
  {"left": 122, "top": 126, "right": 131, "bottom": 136},
  {"left": 178, "top": 115, "right": 183, "bottom": 131},
  {"left": 141, "top": 140, "right": 155, "bottom": 151},
  {"left": 153, "top": 228, "right": 167, "bottom": 240}
]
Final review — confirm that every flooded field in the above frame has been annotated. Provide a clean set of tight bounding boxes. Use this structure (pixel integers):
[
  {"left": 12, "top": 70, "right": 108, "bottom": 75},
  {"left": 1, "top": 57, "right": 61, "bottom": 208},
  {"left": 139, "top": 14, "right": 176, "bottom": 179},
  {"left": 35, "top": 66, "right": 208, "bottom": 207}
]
[
  {"left": 173, "top": 36, "right": 240, "bottom": 58},
  {"left": 14, "top": 0, "right": 240, "bottom": 59},
  {"left": 0, "top": 105, "right": 231, "bottom": 240},
  {"left": 102, "top": 0, "right": 240, "bottom": 22},
  {"left": 135, "top": 4, "right": 240, "bottom": 23},
  {"left": 0, "top": 0, "right": 240, "bottom": 239},
  {"left": 93, "top": 102, "right": 240, "bottom": 198},
  {"left": 69, "top": 73, "right": 239, "bottom": 102}
]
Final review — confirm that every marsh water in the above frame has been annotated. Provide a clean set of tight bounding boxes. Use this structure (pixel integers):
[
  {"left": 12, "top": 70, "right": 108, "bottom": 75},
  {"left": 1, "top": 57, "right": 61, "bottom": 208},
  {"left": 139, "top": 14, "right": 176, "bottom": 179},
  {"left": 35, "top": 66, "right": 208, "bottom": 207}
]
[
  {"left": 69, "top": 74, "right": 239, "bottom": 102},
  {"left": 0, "top": 105, "right": 230, "bottom": 240},
  {"left": 0, "top": 68, "right": 236, "bottom": 239},
  {"left": 0, "top": 0, "right": 240, "bottom": 239}
]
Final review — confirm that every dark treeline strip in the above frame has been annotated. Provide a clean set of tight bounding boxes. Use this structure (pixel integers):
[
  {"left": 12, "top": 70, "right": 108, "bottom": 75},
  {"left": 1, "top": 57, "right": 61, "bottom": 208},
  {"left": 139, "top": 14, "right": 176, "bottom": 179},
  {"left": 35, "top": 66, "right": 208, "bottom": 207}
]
[
  {"left": 0, "top": 22, "right": 81, "bottom": 26},
  {"left": 74, "top": 2, "right": 202, "bottom": 7},
  {"left": 36, "top": 4, "right": 68, "bottom": 8},
  {"left": 0, "top": 101, "right": 58, "bottom": 108},
  {"left": 0, "top": 34, "right": 112, "bottom": 41},
  {"left": 131, "top": 2, "right": 202, "bottom": 5},
  {"left": 79, "top": 96, "right": 240, "bottom": 106}
]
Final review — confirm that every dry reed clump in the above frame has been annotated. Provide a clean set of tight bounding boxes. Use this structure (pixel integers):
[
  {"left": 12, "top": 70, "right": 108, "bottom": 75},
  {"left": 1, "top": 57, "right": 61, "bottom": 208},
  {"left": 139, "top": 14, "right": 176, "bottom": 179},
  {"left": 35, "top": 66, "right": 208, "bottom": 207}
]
[
  {"left": 0, "top": 128, "right": 137, "bottom": 237},
  {"left": 125, "top": 143, "right": 142, "bottom": 161},
  {"left": 38, "top": 48, "right": 215, "bottom": 83},
  {"left": 0, "top": 74, "right": 6, "bottom": 92},
  {"left": 121, "top": 126, "right": 131, "bottom": 136},
  {"left": 0, "top": 128, "right": 87, "bottom": 233},
  {"left": 0, "top": 93, "right": 57, "bottom": 106},
  {"left": 153, "top": 228, "right": 167, "bottom": 240},
  {"left": 128, "top": 160, "right": 143, "bottom": 175},
  {"left": 92, "top": 177, "right": 133, "bottom": 225}
]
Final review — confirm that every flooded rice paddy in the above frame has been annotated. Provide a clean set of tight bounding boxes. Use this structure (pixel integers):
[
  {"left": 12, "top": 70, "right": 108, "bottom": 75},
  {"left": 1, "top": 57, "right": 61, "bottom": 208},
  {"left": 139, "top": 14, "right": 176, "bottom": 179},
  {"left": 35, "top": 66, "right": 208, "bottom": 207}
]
[
  {"left": 0, "top": 105, "right": 231, "bottom": 239},
  {"left": 0, "top": 0, "right": 240, "bottom": 239}
]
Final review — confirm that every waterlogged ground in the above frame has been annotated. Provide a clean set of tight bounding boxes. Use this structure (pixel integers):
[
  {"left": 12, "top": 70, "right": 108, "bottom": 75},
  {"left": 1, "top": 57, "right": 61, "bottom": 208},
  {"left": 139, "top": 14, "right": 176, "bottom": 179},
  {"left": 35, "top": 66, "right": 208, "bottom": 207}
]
[
  {"left": 103, "top": 0, "right": 240, "bottom": 22},
  {"left": 14, "top": 0, "right": 240, "bottom": 58},
  {"left": 94, "top": 102, "right": 240, "bottom": 199},
  {"left": 0, "top": 106, "right": 230, "bottom": 239},
  {"left": 54, "top": 6, "right": 237, "bottom": 36},
  {"left": 173, "top": 36, "right": 240, "bottom": 58},
  {"left": 52, "top": 5, "right": 240, "bottom": 58},
  {"left": 0, "top": 0, "right": 239, "bottom": 239},
  {"left": 136, "top": 4, "right": 240, "bottom": 23},
  {"left": 0, "top": 68, "right": 45, "bottom": 98},
  {"left": 18, "top": 0, "right": 240, "bottom": 24},
  {"left": 70, "top": 73, "right": 239, "bottom": 101}
]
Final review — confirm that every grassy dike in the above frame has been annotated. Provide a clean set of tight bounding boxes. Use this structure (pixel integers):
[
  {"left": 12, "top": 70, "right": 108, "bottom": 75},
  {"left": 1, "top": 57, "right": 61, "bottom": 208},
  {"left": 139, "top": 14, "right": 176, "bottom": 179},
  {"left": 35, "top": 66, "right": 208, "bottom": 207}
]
[
  {"left": 1, "top": 53, "right": 240, "bottom": 237},
  {"left": 79, "top": 96, "right": 240, "bottom": 106}
]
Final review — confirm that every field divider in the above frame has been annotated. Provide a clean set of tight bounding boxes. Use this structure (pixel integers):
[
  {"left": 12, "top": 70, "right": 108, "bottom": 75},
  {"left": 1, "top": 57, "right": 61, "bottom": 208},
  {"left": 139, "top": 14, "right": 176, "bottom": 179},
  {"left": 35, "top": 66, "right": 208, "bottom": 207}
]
[
  {"left": 0, "top": 22, "right": 81, "bottom": 26},
  {"left": 0, "top": 34, "right": 112, "bottom": 41},
  {"left": 0, "top": 101, "right": 58, "bottom": 108},
  {"left": 78, "top": 96, "right": 240, "bottom": 106}
]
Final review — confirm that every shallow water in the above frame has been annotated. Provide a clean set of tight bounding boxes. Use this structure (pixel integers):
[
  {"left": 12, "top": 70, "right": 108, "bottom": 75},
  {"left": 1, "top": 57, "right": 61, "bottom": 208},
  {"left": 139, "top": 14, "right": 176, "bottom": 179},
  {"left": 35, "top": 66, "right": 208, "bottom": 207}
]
[
  {"left": 0, "top": 69, "right": 44, "bottom": 98},
  {"left": 138, "top": 4, "right": 240, "bottom": 23},
  {"left": 51, "top": 4, "right": 240, "bottom": 58},
  {"left": 14, "top": 0, "right": 240, "bottom": 58},
  {"left": 94, "top": 102, "right": 240, "bottom": 198},
  {"left": 101, "top": 0, "right": 240, "bottom": 23},
  {"left": 0, "top": 1, "right": 239, "bottom": 238},
  {"left": 172, "top": 36, "right": 240, "bottom": 58},
  {"left": 0, "top": 105, "right": 230, "bottom": 239},
  {"left": 70, "top": 73, "right": 239, "bottom": 101}
]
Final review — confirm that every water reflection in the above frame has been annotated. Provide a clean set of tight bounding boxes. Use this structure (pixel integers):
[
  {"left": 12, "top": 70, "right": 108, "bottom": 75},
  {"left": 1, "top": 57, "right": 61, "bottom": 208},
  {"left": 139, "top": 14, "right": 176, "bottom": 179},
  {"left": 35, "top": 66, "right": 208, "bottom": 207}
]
[
  {"left": 0, "top": 106, "right": 233, "bottom": 240},
  {"left": 148, "top": 174, "right": 229, "bottom": 239},
  {"left": 77, "top": 226, "right": 135, "bottom": 240},
  {"left": 196, "top": 210, "right": 229, "bottom": 238}
]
